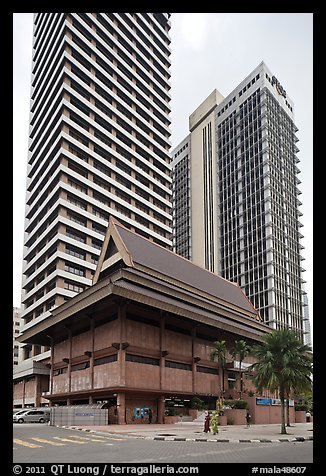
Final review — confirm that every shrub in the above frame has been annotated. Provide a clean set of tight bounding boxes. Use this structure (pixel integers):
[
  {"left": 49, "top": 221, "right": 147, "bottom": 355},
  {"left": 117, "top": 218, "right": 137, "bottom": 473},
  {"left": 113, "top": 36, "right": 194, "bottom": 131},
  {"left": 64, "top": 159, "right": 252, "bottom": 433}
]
[
  {"left": 295, "top": 403, "right": 310, "bottom": 412},
  {"left": 223, "top": 399, "right": 248, "bottom": 409},
  {"left": 190, "top": 396, "right": 205, "bottom": 409}
]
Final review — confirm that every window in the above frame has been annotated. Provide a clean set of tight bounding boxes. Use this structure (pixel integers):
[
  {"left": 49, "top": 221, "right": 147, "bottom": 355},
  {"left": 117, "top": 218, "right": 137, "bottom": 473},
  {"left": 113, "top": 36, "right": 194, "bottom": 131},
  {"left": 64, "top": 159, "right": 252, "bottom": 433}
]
[
  {"left": 125, "top": 354, "right": 159, "bottom": 366},
  {"left": 165, "top": 360, "right": 192, "bottom": 371},
  {"left": 71, "top": 361, "right": 90, "bottom": 372},
  {"left": 53, "top": 367, "right": 68, "bottom": 376},
  {"left": 197, "top": 366, "right": 218, "bottom": 375},
  {"left": 64, "top": 261, "right": 85, "bottom": 277},
  {"left": 64, "top": 280, "right": 85, "bottom": 293},
  {"left": 94, "top": 354, "right": 118, "bottom": 366}
]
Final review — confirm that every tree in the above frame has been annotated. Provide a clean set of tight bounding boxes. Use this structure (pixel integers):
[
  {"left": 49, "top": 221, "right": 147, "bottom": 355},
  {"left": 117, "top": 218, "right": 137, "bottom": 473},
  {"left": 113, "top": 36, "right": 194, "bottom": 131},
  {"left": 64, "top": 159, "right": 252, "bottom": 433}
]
[
  {"left": 210, "top": 340, "right": 227, "bottom": 399},
  {"left": 249, "top": 329, "right": 312, "bottom": 435},
  {"left": 231, "top": 339, "right": 251, "bottom": 399},
  {"left": 283, "top": 338, "right": 313, "bottom": 426}
]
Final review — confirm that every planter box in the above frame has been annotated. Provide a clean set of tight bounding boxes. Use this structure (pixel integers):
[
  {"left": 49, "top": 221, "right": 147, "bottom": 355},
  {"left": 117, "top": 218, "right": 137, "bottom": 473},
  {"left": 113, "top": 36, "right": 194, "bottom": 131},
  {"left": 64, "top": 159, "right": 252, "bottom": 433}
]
[
  {"left": 224, "top": 408, "right": 246, "bottom": 425},
  {"left": 188, "top": 409, "right": 199, "bottom": 421},
  {"left": 164, "top": 416, "right": 178, "bottom": 424},
  {"left": 295, "top": 410, "right": 307, "bottom": 423},
  {"left": 218, "top": 415, "right": 227, "bottom": 426}
]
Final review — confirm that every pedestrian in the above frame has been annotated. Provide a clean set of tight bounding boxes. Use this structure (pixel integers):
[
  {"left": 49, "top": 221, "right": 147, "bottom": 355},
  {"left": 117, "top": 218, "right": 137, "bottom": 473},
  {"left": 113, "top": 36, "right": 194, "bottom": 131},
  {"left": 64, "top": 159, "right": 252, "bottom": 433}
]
[
  {"left": 204, "top": 411, "right": 211, "bottom": 433},
  {"left": 245, "top": 411, "right": 251, "bottom": 427},
  {"left": 148, "top": 408, "right": 152, "bottom": 424},
  {"left": 305, "top": 411, "right": 311, "bottom": 423}
]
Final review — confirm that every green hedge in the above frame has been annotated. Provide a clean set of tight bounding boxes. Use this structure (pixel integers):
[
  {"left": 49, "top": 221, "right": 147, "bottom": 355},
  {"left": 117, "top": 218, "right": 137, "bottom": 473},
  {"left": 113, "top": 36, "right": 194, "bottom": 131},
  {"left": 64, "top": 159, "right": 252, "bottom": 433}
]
[
  {"left": 294, "top": 403, "right": 310, "bottom": 412},
  {"left": 223, "top": 399, "right": 248, "bottom": 409}
]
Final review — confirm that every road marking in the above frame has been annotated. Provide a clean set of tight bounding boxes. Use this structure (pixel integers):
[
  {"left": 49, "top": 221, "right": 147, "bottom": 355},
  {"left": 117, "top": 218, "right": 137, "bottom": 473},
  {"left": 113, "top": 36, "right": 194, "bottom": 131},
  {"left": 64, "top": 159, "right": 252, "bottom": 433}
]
[
  {"left": 13, "top": 438, "right": 42, "bottom": 448},
  {"left": 68, "top": 435, "right": 107, "bottom": 443},
  {"left": 53, "top": 437, "right": 87, "bottom": 444},
  {"left": 31, "top": 437, "right": 66, "bottom": 446}
]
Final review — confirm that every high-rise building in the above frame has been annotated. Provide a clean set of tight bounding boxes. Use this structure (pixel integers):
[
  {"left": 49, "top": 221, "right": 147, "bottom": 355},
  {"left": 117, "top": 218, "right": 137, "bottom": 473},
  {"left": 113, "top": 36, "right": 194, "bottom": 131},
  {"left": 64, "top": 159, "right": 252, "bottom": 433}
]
[
  {"left": 303, "top": 293, "right": 312, "bottom": 347},
  {"left": 13, "top": 307, "right": 23, "bottom": 366},
  {"left": 172, "top": 61, "right": 306, "bottom": 336},
  {"left": 14, "top": 13, "right": 172, "bottom": 407}
]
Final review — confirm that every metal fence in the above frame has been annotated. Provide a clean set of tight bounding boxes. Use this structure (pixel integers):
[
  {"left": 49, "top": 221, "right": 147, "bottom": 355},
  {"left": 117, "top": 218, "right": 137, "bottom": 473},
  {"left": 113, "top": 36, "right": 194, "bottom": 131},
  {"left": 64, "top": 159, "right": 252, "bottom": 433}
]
[{"left": 50, "top": 404, "right": 108, "bottom": 426}]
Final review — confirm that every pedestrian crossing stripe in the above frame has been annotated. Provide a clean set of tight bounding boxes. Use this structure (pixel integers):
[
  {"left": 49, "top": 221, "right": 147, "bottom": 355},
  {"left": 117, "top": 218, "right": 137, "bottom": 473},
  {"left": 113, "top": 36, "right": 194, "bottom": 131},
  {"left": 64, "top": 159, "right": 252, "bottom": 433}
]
[
  {"left": 68, "top": 435, "right": 108, "bottom": 443},
  {"left": 14, "top": 438, "right": 42, "bottom": 448},
  {"left": 104, "top": 437, "right": 124, "bottom": 441},
  {"left": 30, "top": 437, "right": 65, "bottom": 446},
  {"left": 53, "top": 437, "right": 87, "bottom": 444}
]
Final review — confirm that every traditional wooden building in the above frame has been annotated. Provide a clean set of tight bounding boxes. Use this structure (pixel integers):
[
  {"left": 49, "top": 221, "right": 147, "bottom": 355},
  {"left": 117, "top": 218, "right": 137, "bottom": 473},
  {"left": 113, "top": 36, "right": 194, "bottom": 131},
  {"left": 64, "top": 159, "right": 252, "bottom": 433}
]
[{"left": 17, "top": 217, "right": 271, "bottom": 423}]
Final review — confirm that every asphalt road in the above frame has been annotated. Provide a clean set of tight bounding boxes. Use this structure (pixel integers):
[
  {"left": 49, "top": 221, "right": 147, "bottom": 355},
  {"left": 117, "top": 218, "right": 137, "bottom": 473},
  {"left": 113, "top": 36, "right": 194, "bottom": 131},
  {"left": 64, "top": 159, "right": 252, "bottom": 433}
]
[{"left": 13, "top": 423, "right": 313, "bottom": 464}]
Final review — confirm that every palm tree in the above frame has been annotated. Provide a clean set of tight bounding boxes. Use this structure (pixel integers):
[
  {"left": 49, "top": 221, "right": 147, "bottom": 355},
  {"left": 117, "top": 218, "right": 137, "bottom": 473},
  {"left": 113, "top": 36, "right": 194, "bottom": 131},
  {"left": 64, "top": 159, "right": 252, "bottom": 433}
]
[
  {"left": 284, "top": 344, "right": 313, "bottom": 426},
  {"left": 231, "top": 339, "right": 251, "bottom": 399},
  {"left": 210, "top": 340, "right": 227, "bottom": 399},
  {"left": 249, "top": 329, "right": 312, "bottom": 435}
]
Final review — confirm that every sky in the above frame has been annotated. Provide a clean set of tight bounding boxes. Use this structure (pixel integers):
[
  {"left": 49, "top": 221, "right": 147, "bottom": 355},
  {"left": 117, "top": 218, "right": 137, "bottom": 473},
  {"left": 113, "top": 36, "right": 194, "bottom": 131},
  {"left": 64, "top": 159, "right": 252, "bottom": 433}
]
[{"left": 13, "top": 13, "right": 313, "bottom": 337}]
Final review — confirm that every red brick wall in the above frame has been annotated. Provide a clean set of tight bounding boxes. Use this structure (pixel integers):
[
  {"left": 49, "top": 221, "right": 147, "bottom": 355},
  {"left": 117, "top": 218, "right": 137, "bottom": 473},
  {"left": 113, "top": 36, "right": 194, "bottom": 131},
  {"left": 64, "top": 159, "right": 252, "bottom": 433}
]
[
  {"left": 125, "top": 362, "right": 160, "bottom": 389},
  {"left": 94, "top": 320, "right": 119, "bottom": 351},
  {"left": 93, "top": 361, "right": 120, "bottom": 388},
  {"left": 165, "top": 329, "right": 192, "bottom": 356},
  {"left": 125, "top": 397, "right": 157, "bottom": 424},
  {"left": 163, "top": 368, "right": 192, "bottom": 392},
  {"left": 126, "top": 320, "right": 160, "bottom": 348}
]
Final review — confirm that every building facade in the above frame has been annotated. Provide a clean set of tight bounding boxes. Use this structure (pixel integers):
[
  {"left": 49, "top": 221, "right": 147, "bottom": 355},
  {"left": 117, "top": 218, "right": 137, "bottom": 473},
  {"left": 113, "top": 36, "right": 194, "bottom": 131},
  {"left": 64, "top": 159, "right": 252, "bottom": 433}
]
[
  {"left": 15, "top": 13, "right": 173, "bottom": 406},
  {"left": 17, "top": 218, "right": 271, "bottom": 422},
  {"left": 172, "top": 62, "right": 306, "bottom": 336}
]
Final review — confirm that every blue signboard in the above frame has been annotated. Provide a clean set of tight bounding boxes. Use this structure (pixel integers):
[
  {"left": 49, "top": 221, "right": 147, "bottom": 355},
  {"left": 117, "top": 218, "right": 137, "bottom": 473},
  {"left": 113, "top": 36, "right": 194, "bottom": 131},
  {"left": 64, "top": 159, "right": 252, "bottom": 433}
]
[
  {"left": 256, "top": 397, "right": 271, "bottom": 405},
  {"left": 133, "top": 407, "right": 151, "bottom": 419}
]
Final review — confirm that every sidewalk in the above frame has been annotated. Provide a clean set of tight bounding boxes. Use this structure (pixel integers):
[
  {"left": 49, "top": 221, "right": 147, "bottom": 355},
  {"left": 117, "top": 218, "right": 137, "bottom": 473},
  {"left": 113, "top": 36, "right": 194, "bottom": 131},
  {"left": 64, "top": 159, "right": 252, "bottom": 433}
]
[{"left": 59, "top": 421, "right": 313, "bottom": 443}]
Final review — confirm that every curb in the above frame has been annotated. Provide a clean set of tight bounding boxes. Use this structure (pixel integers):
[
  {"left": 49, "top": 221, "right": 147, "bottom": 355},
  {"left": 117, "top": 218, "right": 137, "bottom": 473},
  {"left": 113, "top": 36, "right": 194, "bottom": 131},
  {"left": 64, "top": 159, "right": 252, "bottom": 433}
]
[{"left": 59, "top": 426, "right": 313, "bottom": 444}]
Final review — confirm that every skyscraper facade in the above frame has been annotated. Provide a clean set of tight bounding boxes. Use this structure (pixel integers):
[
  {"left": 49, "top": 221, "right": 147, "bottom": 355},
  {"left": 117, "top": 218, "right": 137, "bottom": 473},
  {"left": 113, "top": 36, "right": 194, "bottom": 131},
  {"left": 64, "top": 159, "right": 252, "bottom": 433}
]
[
  {"left": 15, "top": 13, "right": 172, "bottom": 406},
  {"left": 172, "top": 62, "right": 305, "bottom": 336}
]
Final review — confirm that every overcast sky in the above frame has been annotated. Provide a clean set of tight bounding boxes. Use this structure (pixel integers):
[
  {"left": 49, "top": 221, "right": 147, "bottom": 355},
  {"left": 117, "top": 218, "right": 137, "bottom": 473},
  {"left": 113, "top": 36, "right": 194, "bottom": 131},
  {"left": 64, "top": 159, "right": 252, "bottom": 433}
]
[{"left": 13, "top": 13, "right": 313, "bottom": 334}]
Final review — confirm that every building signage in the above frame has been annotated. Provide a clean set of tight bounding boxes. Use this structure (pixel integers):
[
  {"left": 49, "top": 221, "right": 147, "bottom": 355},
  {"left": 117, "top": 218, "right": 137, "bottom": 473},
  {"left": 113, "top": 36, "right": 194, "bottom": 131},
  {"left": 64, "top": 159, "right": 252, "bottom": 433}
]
[
  {"left": 256, "top": 397, "right": 271, "bottom": 405},
  {"left": 271, "top": 398, "right": 281, "bottom": 406},
  {"left": 271, "top": 76, "right": 287, "bottom": 98},
  {"left": 271, "top": 398, "right": 294, "bottom": 406},
  {"left": 134, "top": 407, "right": 151, "bottom": 419}
]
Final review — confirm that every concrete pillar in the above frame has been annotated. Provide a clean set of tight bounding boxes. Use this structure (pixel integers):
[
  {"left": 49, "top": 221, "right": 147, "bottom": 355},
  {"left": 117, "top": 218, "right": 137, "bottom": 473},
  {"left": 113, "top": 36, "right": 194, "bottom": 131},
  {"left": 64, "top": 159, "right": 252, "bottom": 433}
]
[
  {"left": 68, "top": 328, "right": 72, "bottom": 394},
  {"left": 118, "top": 301, "right": 127, "bottom": 386},
  {"left": 191, "top": 327, "right": 197, "bottom": 393},
  {"left": 90, "top": 317, "right": 95, "bottom": 391},
  {"left": 117, "top": 393, "right": 126, "bottom": 424},
  {"left": 49, "top": 337, "right": 54, "bottom": 396},
  {"left": 158, "top": 395, "right": 165, "bottom": 424},
  {"left": 160, "top": 312, "right": 166, "bottom": 389}
]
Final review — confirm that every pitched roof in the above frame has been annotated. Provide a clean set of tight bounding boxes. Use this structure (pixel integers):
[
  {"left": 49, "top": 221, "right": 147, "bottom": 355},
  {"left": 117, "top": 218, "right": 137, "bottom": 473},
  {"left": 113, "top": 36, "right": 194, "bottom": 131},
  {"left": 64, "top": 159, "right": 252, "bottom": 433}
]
[{"left": 94, "top": 217, "right": 260, "bottom": 319}]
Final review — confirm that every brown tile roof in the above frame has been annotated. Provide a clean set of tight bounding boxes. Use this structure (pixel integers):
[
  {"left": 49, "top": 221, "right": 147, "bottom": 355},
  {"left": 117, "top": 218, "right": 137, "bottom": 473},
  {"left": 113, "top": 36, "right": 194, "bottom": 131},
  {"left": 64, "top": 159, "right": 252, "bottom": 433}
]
[{"left": 112, "top": 219, "right": 259, "bottom": 318}]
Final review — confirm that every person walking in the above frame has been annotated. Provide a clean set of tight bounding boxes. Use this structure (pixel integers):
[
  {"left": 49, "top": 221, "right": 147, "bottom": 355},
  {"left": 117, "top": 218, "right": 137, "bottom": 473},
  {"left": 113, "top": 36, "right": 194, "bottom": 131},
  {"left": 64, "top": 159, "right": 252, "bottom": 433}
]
[
  {"left": 245, "top": 411, "right": 251, "bottom": 427},
  {"left": 204, "top": 411, "right": 211, "bottom": 433},
  {"left": 305, "top": 411, "right": 311, "bottom": 423},
  {"left": 148, "top": 408, "right": 152, "bottom": 424}
]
